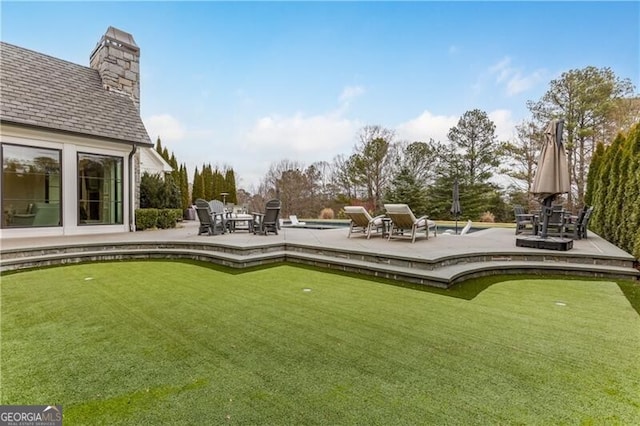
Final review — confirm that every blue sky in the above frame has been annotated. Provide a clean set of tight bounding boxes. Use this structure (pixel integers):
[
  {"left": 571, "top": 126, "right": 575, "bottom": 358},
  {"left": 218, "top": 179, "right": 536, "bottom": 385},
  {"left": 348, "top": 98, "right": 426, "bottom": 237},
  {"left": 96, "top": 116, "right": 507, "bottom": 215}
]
[{"left": 2, "top": 1, "right": 638, "bottom": 189}]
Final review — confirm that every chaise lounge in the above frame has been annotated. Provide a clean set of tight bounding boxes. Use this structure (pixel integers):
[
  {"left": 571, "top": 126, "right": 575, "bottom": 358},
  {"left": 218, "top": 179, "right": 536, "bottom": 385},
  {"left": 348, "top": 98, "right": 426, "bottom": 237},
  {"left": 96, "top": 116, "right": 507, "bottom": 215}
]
[
  {"left": 344, "top": 206, "right": 385, "bottom": 239},
  {"left": 384, "top": 203, "right": 437, "bottom": 243}
]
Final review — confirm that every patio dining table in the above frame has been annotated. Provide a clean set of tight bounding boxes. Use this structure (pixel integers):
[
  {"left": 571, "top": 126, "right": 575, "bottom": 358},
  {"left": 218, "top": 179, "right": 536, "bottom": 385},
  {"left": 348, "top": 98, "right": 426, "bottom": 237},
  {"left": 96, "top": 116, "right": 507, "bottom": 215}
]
[{"left": 225, "top": 214, "right": 255, "bottom": 233}]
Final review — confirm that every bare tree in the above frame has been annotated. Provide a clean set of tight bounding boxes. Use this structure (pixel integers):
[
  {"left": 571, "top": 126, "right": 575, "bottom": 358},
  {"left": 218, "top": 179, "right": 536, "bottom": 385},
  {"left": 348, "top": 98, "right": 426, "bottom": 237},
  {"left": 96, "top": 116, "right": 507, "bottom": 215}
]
[
  {"left": 500, "top": 120, "right": 544, "bottom": 210},
  {"left": 351, "top": 125, "right": 396, "bottom": 211},
  {"left": 394, "top": 139, "right": 442, "bottom": 186}
]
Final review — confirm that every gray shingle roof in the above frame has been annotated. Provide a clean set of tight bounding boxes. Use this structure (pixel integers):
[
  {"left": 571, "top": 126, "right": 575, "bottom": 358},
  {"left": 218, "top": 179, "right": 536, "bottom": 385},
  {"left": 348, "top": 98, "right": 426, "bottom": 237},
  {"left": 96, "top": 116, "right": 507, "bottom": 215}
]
[{"left": 0, "top": 41, "right": 152, "bottom": 146}]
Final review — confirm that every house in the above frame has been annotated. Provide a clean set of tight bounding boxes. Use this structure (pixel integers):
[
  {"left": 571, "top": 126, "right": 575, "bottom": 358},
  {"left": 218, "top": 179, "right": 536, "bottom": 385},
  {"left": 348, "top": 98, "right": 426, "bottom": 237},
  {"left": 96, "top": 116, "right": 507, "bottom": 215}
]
[{"left": 0, "top": 27, "right": 153, "bottom": 238}]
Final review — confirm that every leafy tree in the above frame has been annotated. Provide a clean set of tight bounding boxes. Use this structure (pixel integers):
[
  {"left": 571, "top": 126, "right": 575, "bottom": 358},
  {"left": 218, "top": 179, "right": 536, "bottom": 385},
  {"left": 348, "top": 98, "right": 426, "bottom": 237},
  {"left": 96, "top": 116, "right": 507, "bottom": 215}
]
[
  {"left": 527, "top": 66, "right": 635, "bottom": 208},
  {"left": 139, "top": 172, "right": 180, "bottom": 209},
  {"left": 384, "top": 167, "right": 429, "bottom": 216},
  {"left": 428, "top": 109, "right": 504, "bottom": 220},
  {"left": 447, "top": 109, "right": 501, "bottom": 186}
]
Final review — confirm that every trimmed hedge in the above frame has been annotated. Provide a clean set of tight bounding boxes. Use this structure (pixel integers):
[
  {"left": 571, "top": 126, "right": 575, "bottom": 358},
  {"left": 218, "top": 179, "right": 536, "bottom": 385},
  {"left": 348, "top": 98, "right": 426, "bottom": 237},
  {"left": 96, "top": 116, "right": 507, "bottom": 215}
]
[{"left": 135, "top": 208, "right": 182, "bottom": 231}]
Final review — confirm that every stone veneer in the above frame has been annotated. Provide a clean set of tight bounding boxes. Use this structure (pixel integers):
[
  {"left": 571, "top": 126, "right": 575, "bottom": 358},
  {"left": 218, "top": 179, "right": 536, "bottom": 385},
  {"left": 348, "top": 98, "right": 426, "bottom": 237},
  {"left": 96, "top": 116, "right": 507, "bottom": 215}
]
[{"left": 89, "top": 26, "right": 140, "bottom": 111}]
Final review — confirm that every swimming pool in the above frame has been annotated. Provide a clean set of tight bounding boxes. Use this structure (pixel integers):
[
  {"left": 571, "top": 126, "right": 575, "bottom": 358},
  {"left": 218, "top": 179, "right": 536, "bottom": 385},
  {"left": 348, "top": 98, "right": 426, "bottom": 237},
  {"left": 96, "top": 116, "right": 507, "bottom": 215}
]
[{"left": 282, "top": 221, "right": 487, "bottom": 234}]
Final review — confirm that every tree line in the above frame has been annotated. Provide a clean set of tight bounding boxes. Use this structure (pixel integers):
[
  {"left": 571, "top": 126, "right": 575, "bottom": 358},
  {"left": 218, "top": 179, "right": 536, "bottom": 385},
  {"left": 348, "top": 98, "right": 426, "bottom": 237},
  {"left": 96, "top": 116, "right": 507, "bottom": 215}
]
[
  {"left": 140, "top": 138, "right": 238, "bottom": 211},
  {"left": 586, "top": 123, "right": 640, "bottom": 258},
  {"left": 148, "top": 65, "right": 638, "bottom": 235},
  {"left": 248, "top": 66, "right": 637, "bottom": 223}
]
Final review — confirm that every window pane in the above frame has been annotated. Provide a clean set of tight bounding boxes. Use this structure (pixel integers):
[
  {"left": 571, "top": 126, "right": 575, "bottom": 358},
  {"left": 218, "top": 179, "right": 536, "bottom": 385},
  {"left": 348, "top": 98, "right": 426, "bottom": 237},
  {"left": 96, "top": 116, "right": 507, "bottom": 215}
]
[
  {"left": 2, "top": 144, "right": 62, "bottom": 228},
  {"left": 78, "top": 153, "right": 123, "bottom": 225}
]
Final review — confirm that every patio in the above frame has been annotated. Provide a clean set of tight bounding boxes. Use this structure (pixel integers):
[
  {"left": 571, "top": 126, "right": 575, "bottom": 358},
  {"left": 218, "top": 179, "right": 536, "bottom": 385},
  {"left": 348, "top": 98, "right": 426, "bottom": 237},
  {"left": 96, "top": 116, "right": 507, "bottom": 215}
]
[{"left": 1, "top": 220, "right": 638, "bottom": 287}]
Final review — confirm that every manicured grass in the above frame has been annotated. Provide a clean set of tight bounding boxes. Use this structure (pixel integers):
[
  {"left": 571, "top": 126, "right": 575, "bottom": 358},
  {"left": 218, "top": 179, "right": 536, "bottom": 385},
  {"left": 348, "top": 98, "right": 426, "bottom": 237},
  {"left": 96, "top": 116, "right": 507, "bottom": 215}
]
[{"left": 1, "top": 261, "right": 639, "bottom": 424}]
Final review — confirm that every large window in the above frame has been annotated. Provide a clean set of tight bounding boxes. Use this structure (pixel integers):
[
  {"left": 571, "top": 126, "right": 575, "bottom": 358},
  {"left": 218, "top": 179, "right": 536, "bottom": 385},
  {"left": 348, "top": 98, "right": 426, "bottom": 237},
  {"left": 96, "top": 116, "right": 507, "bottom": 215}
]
[
  {"left": 2, "top": 144, "right": 62, "bottom": 228},
  {"left": 78, "top": 153, "right": 123, "bottom": 225}
]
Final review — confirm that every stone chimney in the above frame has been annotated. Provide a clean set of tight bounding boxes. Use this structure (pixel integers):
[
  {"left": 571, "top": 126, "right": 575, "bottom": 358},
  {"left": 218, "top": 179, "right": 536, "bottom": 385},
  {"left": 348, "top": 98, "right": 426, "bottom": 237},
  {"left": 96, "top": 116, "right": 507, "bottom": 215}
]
[{"left": 90, "top": 26, "right": 140, "bottom": 110}]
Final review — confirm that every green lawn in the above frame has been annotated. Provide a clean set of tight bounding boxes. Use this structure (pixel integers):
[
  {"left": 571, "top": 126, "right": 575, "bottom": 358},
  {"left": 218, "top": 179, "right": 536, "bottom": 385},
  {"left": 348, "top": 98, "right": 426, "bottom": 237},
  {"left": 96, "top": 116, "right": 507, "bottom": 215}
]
[{"left": 1, "top": 261, "right": 639, "bottom": 425}]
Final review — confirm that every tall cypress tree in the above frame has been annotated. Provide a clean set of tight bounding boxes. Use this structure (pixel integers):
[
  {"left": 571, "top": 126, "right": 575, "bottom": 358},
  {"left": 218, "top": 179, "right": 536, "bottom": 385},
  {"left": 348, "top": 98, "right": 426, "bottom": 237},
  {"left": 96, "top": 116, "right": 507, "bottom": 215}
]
[
  {"left": 224, "top": 168, "right": 238, "bottom": 205},
  {"left": 202, "top": 164, "right": 214, "bottom": 200},
  {"left": 179, "top": 164, "right": 190, "bottom": 209},
  {"left": 211, "top": 168, "right": 224, "bottom": 201},
  {"left": 601, "top": 135, "right": 625, "bottom": 241},
  {"left": 620, "top": 125, "right": 640, "bottom": 256},
  {"left": 584, "top": 142, "right": 604, "bottom": 207},
  {"left": 192, "top": 167, "right": 203, "bottom": 203}
]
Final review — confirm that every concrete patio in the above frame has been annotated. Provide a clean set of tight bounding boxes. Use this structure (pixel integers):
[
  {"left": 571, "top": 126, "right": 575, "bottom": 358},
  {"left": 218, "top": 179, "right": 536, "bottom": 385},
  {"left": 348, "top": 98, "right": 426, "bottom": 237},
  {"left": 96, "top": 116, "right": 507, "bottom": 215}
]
[{"left": 1, "top": 220, "right": 638, "bottom": 287}]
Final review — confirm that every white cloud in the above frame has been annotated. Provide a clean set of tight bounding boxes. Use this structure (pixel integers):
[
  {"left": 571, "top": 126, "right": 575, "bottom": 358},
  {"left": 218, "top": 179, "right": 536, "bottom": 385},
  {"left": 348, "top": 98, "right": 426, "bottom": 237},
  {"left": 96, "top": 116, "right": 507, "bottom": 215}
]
[
  {"left": 488, "top": 109, "right": 517, "bottom": 141},
  {"left": 395, "top": 110, "right": 459, "bottom": 143},
  {"left": 505, "top": 70, "right": 545, "bottom": 96},
  {"left": 489, "top": 57, "right": 513, "bottom": 82},
  {"left": 339, "top": 85, "right": 365, "bottom": 103},
  {"left": 144, "top": 114, "right": 186, "bottom": 142},
  {"left": 245, "top": 111, "right": 359, "bottom": 156},
  {"left": 488, "top": 56, "right": 546, "bottom": 96},
  {"left": 243, "top": 86, "right": 365, "bottom": 167},
  {"left": 396, "top": 109, "right": 517, "bottom": 144}
]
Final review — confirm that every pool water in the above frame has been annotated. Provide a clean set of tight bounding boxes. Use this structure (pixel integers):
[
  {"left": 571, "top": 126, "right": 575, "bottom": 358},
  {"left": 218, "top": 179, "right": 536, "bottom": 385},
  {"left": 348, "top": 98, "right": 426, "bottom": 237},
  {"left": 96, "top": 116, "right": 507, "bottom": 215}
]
[{"left": 283, "top": 221, "right": 487, "bottom": 234}]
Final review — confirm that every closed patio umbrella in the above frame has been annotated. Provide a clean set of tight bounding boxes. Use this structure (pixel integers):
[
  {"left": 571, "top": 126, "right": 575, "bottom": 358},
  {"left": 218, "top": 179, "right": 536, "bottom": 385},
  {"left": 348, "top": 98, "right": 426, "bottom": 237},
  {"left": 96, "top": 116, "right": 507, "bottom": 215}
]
[
  {"left": 450, "top": 179, "right": 462, "bottom": 234},
  {"left": 531, "top": 119, "right": 570, "bottom": 238}
]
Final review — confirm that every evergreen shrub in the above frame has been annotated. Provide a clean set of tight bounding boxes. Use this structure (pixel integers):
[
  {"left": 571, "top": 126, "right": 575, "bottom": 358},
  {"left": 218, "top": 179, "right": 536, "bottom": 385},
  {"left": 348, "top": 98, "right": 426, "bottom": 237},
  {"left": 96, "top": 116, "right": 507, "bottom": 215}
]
[{"left": 136, "top": 209, "right": 159, "bottom": 230}]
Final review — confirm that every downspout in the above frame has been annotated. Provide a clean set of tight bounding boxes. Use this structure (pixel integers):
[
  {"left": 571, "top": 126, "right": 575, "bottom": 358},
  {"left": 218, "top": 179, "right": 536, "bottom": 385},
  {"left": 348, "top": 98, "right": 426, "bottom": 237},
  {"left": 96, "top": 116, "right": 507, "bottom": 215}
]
[{"left": 129, "top": 144, "right": 138, "bottom": 232}]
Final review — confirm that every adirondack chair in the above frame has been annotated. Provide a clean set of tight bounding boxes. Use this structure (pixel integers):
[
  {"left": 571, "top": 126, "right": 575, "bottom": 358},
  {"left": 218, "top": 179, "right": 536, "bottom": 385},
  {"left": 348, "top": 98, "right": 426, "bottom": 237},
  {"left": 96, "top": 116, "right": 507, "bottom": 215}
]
[
  {"left": 195, "top": 199, "right": 226, "bottom": 235},
  {"left": 564, "top": 206, "right": 593, "bottom": 239},
  {"left": 253, "top": 199, "right": 281, "bottom": 235},
  {"left": 514, "top": 205, "right": 536, "bottom": 235}
]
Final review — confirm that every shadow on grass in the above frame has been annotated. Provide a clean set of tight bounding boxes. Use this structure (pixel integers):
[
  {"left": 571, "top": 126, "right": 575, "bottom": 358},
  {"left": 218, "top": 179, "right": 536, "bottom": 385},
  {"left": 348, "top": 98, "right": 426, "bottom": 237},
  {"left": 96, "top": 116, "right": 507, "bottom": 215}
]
[{"left": 5, "top": 258, "right": 639, "bottom": 316}]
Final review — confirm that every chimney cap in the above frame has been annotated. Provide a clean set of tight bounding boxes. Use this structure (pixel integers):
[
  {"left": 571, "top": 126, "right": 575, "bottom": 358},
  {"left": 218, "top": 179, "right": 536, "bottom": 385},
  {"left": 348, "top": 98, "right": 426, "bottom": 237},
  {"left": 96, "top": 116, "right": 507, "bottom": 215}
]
[{"left": 99, "top": 26, "right": 139, "bottom": 52}]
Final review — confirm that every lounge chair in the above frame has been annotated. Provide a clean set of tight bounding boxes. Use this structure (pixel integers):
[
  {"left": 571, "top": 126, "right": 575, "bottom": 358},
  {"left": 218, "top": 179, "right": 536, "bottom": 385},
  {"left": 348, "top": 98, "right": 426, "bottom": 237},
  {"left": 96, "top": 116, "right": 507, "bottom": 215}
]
[
  {"left": 195, "top": 198, "right": 227, "bottom": 235},
  {"left": 384, "top": 204, "right": 437, "bottom": 243},
  {"left": 289, "top": 215, "right": 306, "bottom": 226},
  {"left": 253, "top": 199, "right": 281, "bottom": 235},
  {"left": 460, "top": 220, "right": 472, "bottom": 235},
  {"left": 343, "top": 206, "right": 385, "bottom": 239}
]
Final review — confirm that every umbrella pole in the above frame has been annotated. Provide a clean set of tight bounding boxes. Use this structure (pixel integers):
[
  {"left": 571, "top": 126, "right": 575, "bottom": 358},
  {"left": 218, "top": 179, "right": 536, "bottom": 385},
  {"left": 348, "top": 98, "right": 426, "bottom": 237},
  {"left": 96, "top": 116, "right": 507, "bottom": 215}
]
[
  {"left": 455, "top": 217, "right": 458, "bottom": 235},
  {"left": 539, "top": 196, "right": 553, "bottom": 239}
]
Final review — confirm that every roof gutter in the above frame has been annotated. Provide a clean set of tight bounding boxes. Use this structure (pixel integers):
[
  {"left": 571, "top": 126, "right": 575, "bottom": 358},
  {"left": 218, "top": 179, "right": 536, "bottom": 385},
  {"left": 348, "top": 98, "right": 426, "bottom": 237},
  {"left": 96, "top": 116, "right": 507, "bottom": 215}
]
[{"left": 129, "top": 144, "right": 138, "bottom": 232}]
